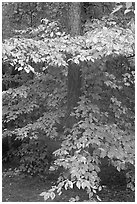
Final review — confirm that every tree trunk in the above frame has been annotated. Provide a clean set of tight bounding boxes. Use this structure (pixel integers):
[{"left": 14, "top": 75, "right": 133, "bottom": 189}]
[
  {"left": 66, "top": 3, "right": 82, "bottom": 128},
  {"left": 68, "top": 2, "right": 82, "bottom": 36}
]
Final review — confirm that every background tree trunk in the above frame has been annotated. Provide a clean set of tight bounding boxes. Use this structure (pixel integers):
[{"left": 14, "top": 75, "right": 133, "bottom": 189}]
[
  {"left": 68, "top": 2, "right": 82, "bottom": 36},
  {"left": 66, "top": 3, "right": 82, "bottom": 128}
]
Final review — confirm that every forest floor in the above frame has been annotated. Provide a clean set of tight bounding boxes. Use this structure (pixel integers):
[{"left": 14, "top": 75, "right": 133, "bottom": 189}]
[{"left": 2, "top": 161, "right": 135, "bottom": 202}]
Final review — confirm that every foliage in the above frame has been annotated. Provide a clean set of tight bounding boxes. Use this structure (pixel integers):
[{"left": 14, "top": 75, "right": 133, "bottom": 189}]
[
  {"left": 2, "top": 4, "right": 135, "bottom": 201},
  {"left": 2, "top": 21, "right": 134, "bottom": 76},
  {"left": 40, "top": 90, "right": 134, "bottom": 200},
  {"left": 2, "top": 2, "right": 68, "bottom": 39},
  {"left": 111, "top": 2, "right": 135, "bottom": 15},
  {"left": 16, "top": 139, "right": 50, "bottom": 176},
  {"left": 110, "top": 2, "right": 135, "bottom": 30},
  {"left": 2, "top": 66, "right": 66, "bottom": 171},
  {"left": 12, "top": 18, "right": 66, "bottom": 40}
]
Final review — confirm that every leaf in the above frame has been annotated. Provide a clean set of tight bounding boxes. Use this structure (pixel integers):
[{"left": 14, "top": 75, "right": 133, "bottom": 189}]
[
  {"left": 99, "top": 148, "right": 107, "bottom": 158},
  {"left": 76, "top": 180, "right": 81, "bottom": 189},
  {"left": 50, "top": 32, "right": 54, "bottom": 37},
  {"left": 86, "top": 56, "right": 93, "bottom": 61},
  {"left": 81, "top": 181, "right": 87, "bottom": 189},
  {"left": 80, "top": 56, "right": 86, "bottom": 62},
  {"left": 50, "top": 192, "right": 55, "bottom": 200},
  {"left": 124, "top": 9, "right": 132, "bottom": 15},
  {"left": 74, "top": 58, "right": 80, "bottom": 64},
  {"left": 113, "top": 44, "right": 120, "bottom": 51},
  {"left": 96, "top": 46, "right": 103, "bottom": 52},
  {"left": 44, "top": 193, "right": 49, "bottom": 201},
  {"left": 58, "top": 191, "right": 62, "bottom": 196},
  {"left": 96, "top": 195, "right": 102, "bottom": 201},
  {"left": 18, "top": 67, "right": 23, "bottom": 71},
  {"left": 89, "top": 192, "right": 93, "bottom": 198},
  {"left": 126, "top": 2, "right": 132, "bottom": 9},
  {"left": 56, "top": 32, "right": 61, "bottom": 36},
  {"left": 80, "top": 156, "right": 86, "bottom": 164},
  {"left": 98, "top": 186, "right": 102, "bottom": 191},
  {"left": 65, "top": 182, "right": 69, "bottom": 190},
  {"left": 40, "top": 192, "right": 46, "bottom": 196},
  {"left": 92, "top": 37, "right": 98, "bottom": 43},
  {"left": 93, "top": 189, "right": 96, "bottom": 193},
  {"left": 111, "top": 5, "right": 123, "bottom": 14},
  {"left": 68, "top": 181, "right": 73, "bottom": 189},
  {"left": 82, "top": 180, "right": 91, "bottom": 189}
]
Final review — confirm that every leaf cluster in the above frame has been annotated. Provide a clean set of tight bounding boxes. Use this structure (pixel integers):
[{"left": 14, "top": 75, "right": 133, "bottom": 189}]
[{"left": 2, "top": 19, "right": 134, "bottom": 75}]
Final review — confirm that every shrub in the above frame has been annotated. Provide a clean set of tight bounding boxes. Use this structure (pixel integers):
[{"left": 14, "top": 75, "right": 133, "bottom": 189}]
[
  {"left": 16, "top": 139, "right": 51, "bottom": 176},
  {"left": 2, "top": 15, "right": 135, "bottom": 201}
]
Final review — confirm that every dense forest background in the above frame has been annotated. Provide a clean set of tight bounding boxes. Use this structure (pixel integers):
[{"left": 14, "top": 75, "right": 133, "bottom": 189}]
[{"left": 2, "top": 2, "right": 135, "bottom": 202}]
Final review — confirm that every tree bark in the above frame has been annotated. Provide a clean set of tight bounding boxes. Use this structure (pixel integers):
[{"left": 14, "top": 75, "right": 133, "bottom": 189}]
[
  {"left": 68, "top": 2, "right": 82, "bottom": 36},
  {"left": 66, "top": 3, "right": 82, "bottom": 128}
]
